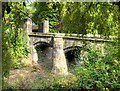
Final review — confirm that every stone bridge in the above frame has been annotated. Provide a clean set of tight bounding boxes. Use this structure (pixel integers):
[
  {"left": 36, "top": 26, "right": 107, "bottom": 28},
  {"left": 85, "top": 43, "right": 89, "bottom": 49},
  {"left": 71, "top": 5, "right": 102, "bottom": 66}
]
[{"left": 25, "top": 18, "right": 113, "bottom": 75}]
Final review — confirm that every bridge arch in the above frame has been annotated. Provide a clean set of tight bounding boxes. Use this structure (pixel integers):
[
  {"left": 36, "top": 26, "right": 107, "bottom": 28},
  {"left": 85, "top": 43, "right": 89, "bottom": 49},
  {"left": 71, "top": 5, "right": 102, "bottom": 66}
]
[
  {"left": 34, "top": 41, "right": 53, "bottom": 48},
  {"left": 64, "top": 46, "right": 82, "bottom": 68},
  {"left": 33, "top": 41, "right": 53, "bottom": 70}
]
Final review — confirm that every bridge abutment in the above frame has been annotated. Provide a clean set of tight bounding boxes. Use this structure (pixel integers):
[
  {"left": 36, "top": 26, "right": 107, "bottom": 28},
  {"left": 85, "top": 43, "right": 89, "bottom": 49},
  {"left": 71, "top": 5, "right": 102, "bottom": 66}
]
[
  {"left": 52, "top": 37, "right": 68, "bottom": 75},
  {"left": 32, "top": 46, "right": 38, "bottom": 64}
]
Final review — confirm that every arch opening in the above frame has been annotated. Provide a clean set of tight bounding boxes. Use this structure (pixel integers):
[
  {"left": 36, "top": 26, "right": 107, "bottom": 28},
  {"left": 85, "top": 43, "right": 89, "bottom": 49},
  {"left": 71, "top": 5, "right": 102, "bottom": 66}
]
[
  {"left": 34, "top": 42, "right": 53, "bottom": 70},
  {"left": 64, "top": 46, "right": 82, "bottom": 69}
]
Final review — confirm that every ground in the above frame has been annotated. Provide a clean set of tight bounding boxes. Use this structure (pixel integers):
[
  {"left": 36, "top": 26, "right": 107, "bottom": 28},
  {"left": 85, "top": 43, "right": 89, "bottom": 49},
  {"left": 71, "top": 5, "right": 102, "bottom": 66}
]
[
  {"left": 9, "top": 64, "right": 47, "bottom": 81},
  {"left": 3, "top": 63, "right": 54, "bottom": 90}
]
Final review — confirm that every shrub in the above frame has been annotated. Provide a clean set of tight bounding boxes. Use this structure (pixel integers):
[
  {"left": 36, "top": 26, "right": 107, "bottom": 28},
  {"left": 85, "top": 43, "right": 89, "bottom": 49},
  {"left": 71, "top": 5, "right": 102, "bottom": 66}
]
[{"left": 73, "top": 42, "right": 120, "bottom": 90}]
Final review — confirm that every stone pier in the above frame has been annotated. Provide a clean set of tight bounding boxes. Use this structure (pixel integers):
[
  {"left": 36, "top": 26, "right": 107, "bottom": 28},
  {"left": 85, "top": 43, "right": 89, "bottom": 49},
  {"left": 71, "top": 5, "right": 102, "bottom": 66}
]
[
  {"left": 52, "top": 37, "right": 68, "bottom": 75},
  {"left": 32, "top": 46, "right": 38, "bottom": 64}
]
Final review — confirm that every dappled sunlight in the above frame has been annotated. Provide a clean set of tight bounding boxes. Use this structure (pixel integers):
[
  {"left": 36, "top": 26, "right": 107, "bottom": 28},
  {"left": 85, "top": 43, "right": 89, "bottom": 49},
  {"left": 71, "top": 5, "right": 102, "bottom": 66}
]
[{"left": 2, "top": 1, "right": 120, "bottom": 90}]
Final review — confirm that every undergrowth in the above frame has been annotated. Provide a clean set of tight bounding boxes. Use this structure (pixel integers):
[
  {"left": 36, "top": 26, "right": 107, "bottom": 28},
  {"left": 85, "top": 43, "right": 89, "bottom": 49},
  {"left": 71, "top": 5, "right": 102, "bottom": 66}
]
[{"left": 3, "top": 42, "right": 120, "bottom": 90}]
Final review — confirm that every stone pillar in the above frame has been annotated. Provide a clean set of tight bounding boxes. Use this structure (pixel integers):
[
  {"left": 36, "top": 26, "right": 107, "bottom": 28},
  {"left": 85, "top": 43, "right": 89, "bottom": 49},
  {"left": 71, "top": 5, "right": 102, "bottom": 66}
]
[
  {"left": 26, "top": 18, "right": 32, "bottom": 34},
  {"left": 24, "top": 18, "right": 38, "bottom": 64},
  {"left": 52, "top": 37, "right": 68, "bottom": 75},
  {"left": 32, "top": 46, "right": 38, "bottom": 64},
  {"left": 43, "top": 20, "right": 49, "bottom": 33},
  {"left": 24, "top": 17, "right": 32, "bottom": 47},
  {"left": 25, "top": 18, "right": 33, "bottom": 54}
]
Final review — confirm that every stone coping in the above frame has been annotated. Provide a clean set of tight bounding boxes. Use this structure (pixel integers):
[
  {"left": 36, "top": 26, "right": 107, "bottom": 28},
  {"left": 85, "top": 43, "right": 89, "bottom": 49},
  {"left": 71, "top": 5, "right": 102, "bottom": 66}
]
[{"left": 29, "top": 32, "right": 117, "bottom": 42}]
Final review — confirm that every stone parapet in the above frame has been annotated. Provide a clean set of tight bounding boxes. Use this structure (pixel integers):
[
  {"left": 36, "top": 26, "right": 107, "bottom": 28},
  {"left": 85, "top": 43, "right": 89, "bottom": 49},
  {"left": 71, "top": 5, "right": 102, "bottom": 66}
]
[{"left": 29, "top": 33, "right": 115, "bottom": 42}]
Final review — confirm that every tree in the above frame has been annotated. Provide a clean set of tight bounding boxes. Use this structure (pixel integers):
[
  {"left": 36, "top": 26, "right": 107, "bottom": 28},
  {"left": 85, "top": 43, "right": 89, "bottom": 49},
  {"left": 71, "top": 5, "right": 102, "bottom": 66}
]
[
  {"left": 2, "top": 2, "right": 29, "bottom": 80},
  {"left": 62, "top": 2, "right": 119, "bottom": 36},
  {"left": 31, "top": 2, "right": 119, "bottom": 36},
  {"left": 31, "top": 2, "right": 64, "bottom": 32}
]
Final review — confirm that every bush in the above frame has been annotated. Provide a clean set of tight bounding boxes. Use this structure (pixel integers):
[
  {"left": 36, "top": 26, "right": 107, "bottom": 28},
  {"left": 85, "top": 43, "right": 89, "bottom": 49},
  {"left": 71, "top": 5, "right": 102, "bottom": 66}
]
[
  {"left": 73, "top": 42, "right": 120, "bottom": 90},
  {"left": 30, "top": 74, "right": 78, "bottom": 90}
]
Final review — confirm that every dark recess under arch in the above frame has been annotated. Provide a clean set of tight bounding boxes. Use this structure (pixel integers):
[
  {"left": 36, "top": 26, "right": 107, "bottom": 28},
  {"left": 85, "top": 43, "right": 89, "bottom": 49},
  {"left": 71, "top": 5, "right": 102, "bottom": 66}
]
[
  {"left": 34, "top": 42, "right": 53, "bottom": 50},
  {"left": 34, "top": 42, "right": 53, "bottom": 70},
  {"left": 64, "top": 46, "right": 82, "bottom": 67}
]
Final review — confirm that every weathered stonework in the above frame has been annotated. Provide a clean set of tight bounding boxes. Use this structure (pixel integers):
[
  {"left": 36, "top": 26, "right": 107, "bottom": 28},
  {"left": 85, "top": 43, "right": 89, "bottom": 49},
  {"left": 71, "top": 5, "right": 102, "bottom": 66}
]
[
  {"left": 26, "top": 18, "right": 32, "bottom": 34},
  {"left": 27, "top": 20, "right": 114, "bottom": 75},
  {"left": 52, "top": 37, "right": 68, "bottom": 75},
  {"left": 25, "top": 18, "right": 33, "bottom": 51},
  {"left": 24, "top": 18, "right": 34, "bottom": 65},
  {"left": 38, "top": 20, "right": 49, "bottom": 33},
  {"left": 43, "top": 20, "right": 49, "bottom": 33},
  {"left": 32, "top": 46, "right": 38, "bottom": 64},
  {"left": 29, "top": 33, "right": 114, "bottom": 75}
]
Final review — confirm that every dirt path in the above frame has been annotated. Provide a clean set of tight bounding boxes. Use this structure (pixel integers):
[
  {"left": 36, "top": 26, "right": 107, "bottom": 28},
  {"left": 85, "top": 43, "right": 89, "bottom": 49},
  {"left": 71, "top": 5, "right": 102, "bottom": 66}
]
[{"left": 9, "top": 64, "right": 48, "bottom": 82}]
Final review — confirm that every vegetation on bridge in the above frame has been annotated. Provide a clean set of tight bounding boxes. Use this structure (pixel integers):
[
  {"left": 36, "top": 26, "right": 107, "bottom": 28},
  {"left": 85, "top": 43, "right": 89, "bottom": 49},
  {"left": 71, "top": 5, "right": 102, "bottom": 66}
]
[{"left": 2, "top": 1, "right": 120, "bottom": 90}]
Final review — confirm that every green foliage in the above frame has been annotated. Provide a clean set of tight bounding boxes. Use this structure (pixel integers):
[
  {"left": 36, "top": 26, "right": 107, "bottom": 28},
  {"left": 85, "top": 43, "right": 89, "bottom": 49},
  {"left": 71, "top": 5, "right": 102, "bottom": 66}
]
[
  {"left": 32, "top": 2, "right": 63, "bottom": 33},
  {"left": 3, "top": 76, "right": 33, "bottom": 90},
  {"left": 2, "top": 22, "right": 12, "bottom": 78},
  {"left": 63, "top": 2, "right": 119, "bottom": 35},
  {"left": 2, "top": 2, "right": 30, "bottom": 79},
  {"left": 74, "top": 42, "right": 120, "bottom": 89},
  {"left": 31, "top": 2, "right": 119, "bottom": 35},
  {"left": 30, "top": 74, "right": 77, "bottom": 90}
]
